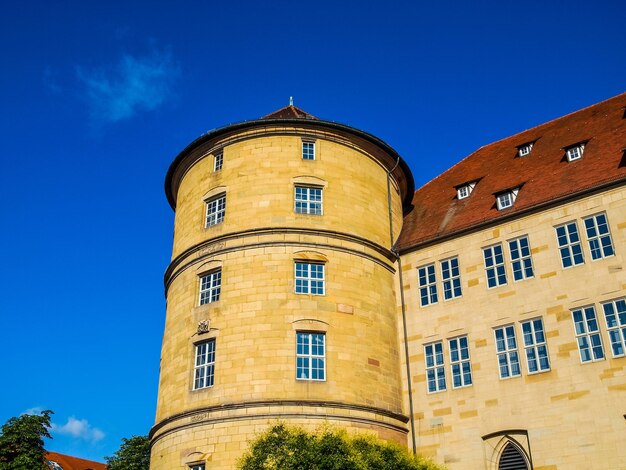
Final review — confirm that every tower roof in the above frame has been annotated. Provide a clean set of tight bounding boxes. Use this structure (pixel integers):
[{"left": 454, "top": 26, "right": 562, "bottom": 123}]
[{"left": 262, "top": 104, "right": 318, "bottom": 120}]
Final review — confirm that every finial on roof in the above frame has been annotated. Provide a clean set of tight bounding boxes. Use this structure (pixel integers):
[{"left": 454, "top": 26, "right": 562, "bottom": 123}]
[{"left": 289, "top": 96, "right": 294, "bottom": 106}]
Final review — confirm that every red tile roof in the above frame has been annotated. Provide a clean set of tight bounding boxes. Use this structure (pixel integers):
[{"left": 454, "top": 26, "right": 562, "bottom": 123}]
[
  {"left": 398, "top": 92, "right": 626, "bottom": 252},
  {"left": 46, "top": 451, "right": 107, "bottom": 470},
  {"left": 262, "top": 104, "right": 318, "bottom": 120}
]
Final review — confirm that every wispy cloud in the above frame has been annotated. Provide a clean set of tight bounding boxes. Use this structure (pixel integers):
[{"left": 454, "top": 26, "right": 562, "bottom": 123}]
[
  {"left": 76, "top": 48, "right": 179, "bottom": 123},
  {"left": 51, "top": 417, "right": 105, "bottom": 443}
]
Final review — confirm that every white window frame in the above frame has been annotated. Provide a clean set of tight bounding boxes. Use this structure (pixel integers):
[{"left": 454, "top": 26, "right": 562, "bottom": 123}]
[
  {"left": 294, "top": 185, "right": 323, "bottom": 215},
  {"left": 193, "top": 339, "right": 216, "bottom": 390},
  {"left": 302, "top": 140, "right": 316, "bottom": 160},
  {"left": 555, "top": 221, "right": 585, "bottom": 268},
  {"left": 424, "top": 342, "right": 446, "bottom": 393},
  {"left": 214, "top": 152, "right": 223, "bottom": 172},
  {"left": 508, "top": 235, "right": 534, "bottom": 281},
  {"left": 483, "top": 244, "right": 507, "bottom": 288},
  {"left": 517, "top": 143, "right": 533, "bottom": 157},
  {"left": 520, "top": 318, "right": 550, "bottom": 374},
  {"left": 496, "top": 188, "right": 518, "bottom": 210},
  {"left": 566, "top": 144, "right": 584, "bottom": 161},
  {"left": 601, "top": 299, "right": 626, "bottom": 358},
  {"left": 205, "top": 194, "right": 226, "bottom": 227},
  {"left": 449, "top": 336, "right": 472, "bottom": 388},
  {"left": 457, "top": 182, "right": 476, "bottom": 200},
  {"left": 440, "top": 257, "right": 462, "bottom": 300},
  {"left": 494, "top": 325, "right": 521, "bottom": 379},
  {"left": 583, "top": 213, "right": 614, "bottom": 260},
  {"left": 417, "top": 264, "right": 438, "bottom": 306},
  {"left": 294, "top": 262, "right": 325, "bottom": 295},
  {"left": 296, "top": 332, "right": 325, "bottom": 381},
  {"left": 571, "top": 306, "right": 605, "bottom": 363},
  {"left": 199, "top": 270, "right": 221, "bottom": 305}
]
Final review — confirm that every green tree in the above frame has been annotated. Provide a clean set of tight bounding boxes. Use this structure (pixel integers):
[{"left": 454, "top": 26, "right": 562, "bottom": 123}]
[
  {"left": 238, "top": 423, "right": 446, "bottom": 470},
  {"left": 0, "top": 409, "right": 53, "bottom": 470},
  {"left": 105, "top": 435, "right": 150, "bottom": 470}
]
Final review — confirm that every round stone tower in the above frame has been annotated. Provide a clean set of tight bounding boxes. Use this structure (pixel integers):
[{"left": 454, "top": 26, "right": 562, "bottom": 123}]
[{"left": 150, "top": 105, "right": 415, "bottom": 469}]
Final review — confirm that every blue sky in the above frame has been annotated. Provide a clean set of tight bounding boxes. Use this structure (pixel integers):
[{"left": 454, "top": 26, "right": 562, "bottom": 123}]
[{"left": 1, "top": 0, "right": 625, "bottom": 462}]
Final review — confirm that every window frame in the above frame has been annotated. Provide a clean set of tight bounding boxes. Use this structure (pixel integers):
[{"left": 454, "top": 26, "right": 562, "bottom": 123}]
[
  {"left": 494, "top": 325, "right": 521, "bottom": 379},
  {"left": 214, "top": 151, "right": 223, "bottom": 172},
  {"left": 296, "top": 332, "right": 326, "bottom": 381},
  {"left": 424, "top": 341, "right": 446, "bottom": 393},
  {"left": 199, "top": 269, "right": 222, "bottom": 305},
  {"left": 449, "top": 335, "right": 472, "bottom": 388},
  {"left": 555, "top": 221, "right": 585, "bottom": 268},
  {"left": 483, "top": 244, "right": 508, "bottom": 288},
  {"left": 294, "top": 261, "right": 325, "bottom": 295},
  {"left": 566, "top": 143, "right": 584, "bottom": 162},
  {"left": 205, "top": 193, "right": 226, "bottom": 227},
  {"left": 520, "top": 318, "right": 550, "bottom": 374},
  {"left": 583, "top": 213, "right": 615, "bottom": 260},
  {"left": 189, "top": 463, "right": 206, "bottom": 470},
  {"left": 193, "top": 339, "right": 216, "bottom": 390},
  {"left": 302, "top": 140, "right": 316, "bottom": 160},
  {"left": 571, "top": 306, "right": 605, "bottom": 363},
  {"left": 601, "top": 299, "right": 626, "bottom": 358},
  {"left": 508, "top": 235, "right": 534, "bottom": 281},
  {"left": 496, "top": 188, "right": 518, "bottom": 210},
  {"left": 517, "top": 143, "right": 533, "bottom": 157},
  {"left": 417, "top": 263, "right": 438, "bottom": 306},
  {"left": 457, "top": 182, "right": 476, "bottom": 200},
  {"left": 440, "top": 256, "right": 462, "bottom": 300},
  {"left": 294, "top": 185, "right": 323, "bottom": 215}
]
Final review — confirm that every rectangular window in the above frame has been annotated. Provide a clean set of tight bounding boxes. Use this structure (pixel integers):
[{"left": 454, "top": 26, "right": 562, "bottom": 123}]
[
  {"left": 583, "top": 213, "right": 614, "bottom": 260},
  {"left": 521, "top": 318, "right": 550, "bottom": 373},
  {"left": 194, "top": 339, "right": 215, "bottom": 390},
  {"left": 424, "top": 342, "right": 446, "bottom": 393},
  {"left": 190, "top": 465, "right": 205, "bottom": 470},
  {"left": 296, "top": 332, "right": 325, "bottom": 380},
  {"left": 555, "top": 222, "right": 584, "bottom": 268},
  {"left": 205, "top": 194, "right": 226, "bottom": 227},
  {"left": 214, "top": 152, "right": 223, "bottom": 172},
  {"left": 571, "top": 306, "right": 605, "bottom": 362},
  {"left": 449, "top": 336, "right": 472, "bottom": 388},
  {"left": 302, "top": 141, "right": 316, "bottom": 160},
  {"left": 496, "top": 190, "right": 516, "bottom": 210},
  {"left": 199, "top": 270, "right": 221, "bottom": 305},
  {"left": 517, "top": 143, "right": 533, "bottom": 157},
  {"left": 417, "top": 264, "right": 438, "bottom": 306},
  {"left": 295, "top": 262, "right": 325, "bottom": 295},
  {"left": 566, "top": 144, "right": 584, "bottom": 161},
  {"left": 601, "top": 299, "right": 626, "bottom": 357},
  {"left": 508, "top": 236, "right": 534, "bottom": 281},
  {"left": 483, "top": 244, "right": 507, "bottom": 288},
  {"left": 294, "top": 186, "right": 323, "bottom": 215},
  {"left": 441, "top": 257, "right": 462, "bottom": 300},
  {"left": 494, "top": 325, "right": 521, "bottom": 379}
]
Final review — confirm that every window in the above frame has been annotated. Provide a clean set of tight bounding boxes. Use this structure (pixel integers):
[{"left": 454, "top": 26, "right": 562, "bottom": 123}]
[
  {"left": 494, "top": 325, "right": 521, "bottom": 378},
  {"left": 496, "top": 188, "right": 518, "bottom": 210},
  {"left": 441, "top": 257, "right": 462, "bottom": 300},
  {"left": 601, "top": 299, "right": 626, "bottom": 357},
  {"left": 296, "top": 332, "right": 325, "bottom": 380},
  {"left": 190, "top": 465, "right": 205, "bottom": 470},
  {"left": 302, "top": 141, "right": 315, "bottom": 160},
  {"left": 214, "top": 152, "right": 223, "bottom": 172},
  {"left": 449, "top": 336, "right": 472, "bottom": 388},
  {"left": 483, "top": 244, "right": 507, "bottom": 288},
  {"left": 193, "top": 339, "right": 216, "bottom": 390},
  {"left": 294, "top": 186, "right": 322, "bottom": 215},
  {"left": 205, "top": 194, "right": 226, "bottom": 227},
  {"left": 521, "top": 319, "right": 550, "bottom": 373},
  {"left": 498, "top": 443, "right": 529, "bottom": 470},
  {"left": 417, "top": 264, "right": 438, "bottom": 306},
  {"left": 555, "top": 222, "right": 584, "bottom": 268},
  {"left": 566, "top": 144, "right": 584, "bottom": 161},
  {"left": 508, "top": 236, "right": 534, "bottom": 281},
  {"left": 457, "top": 182, "right": 476, "bottom": 200},
  {"left": 424, "top": 342, "right": 446, "bottom": 393},
  {"left": 199, "top": 270, "right": 221, "bottom": 305},
  {"left": 295, "top": 262, "right": 325, "bottom": 295},
  {"left": 583, "top": 213, "right": 614, "bottom": 260},
  {"left": 517, "top": 143, "right": 533, "bottom": 157},
  {"left": 571, "top": 306, "right": 605, "bottom": 362}
]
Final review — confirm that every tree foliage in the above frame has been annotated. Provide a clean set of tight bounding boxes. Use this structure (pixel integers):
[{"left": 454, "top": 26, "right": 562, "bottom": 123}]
[
  {"left": 105, "top": 435, "right": 150, "bottom": 470},
  {"left": 0, "top": 410, "right": 53, "bottom": 470},
  {"left": 238, "top": 423, "right": 446, "bottom": 470}
]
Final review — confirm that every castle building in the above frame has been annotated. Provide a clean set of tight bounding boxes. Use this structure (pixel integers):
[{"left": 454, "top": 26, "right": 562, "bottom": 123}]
[{"left": 151, "top": 94, "right": 626, "bottom": 469}]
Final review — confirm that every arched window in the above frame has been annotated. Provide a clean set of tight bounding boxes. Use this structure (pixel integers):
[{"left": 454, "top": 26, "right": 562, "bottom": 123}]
[{"left": 498, "top": 442, "right": 529, "bottom": 470}]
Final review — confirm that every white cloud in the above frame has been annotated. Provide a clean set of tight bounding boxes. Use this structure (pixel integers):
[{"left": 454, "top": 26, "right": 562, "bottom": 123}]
[
  {"left": 21, "top": 406, "right": 45, "bottom": 416},
  {"left": 51, "top": 417, "right": 105, "bottom": 443},
  {"left": 77, "top": 48, "right": 179, "bottom": 123}
]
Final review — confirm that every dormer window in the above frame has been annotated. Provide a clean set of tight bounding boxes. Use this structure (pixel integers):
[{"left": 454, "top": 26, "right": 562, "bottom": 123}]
[
  {"left": 517, "top": 142, "right": 533, "bottom": 157},
  {"left": 566, "top": 143, "right": 585, "bottom": 162},
  {"left": 457, "top": 182, "right": 476, "bottom": 200},
  {"left": 496, "top": 188, "right": 519, "bottom": 210}
]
